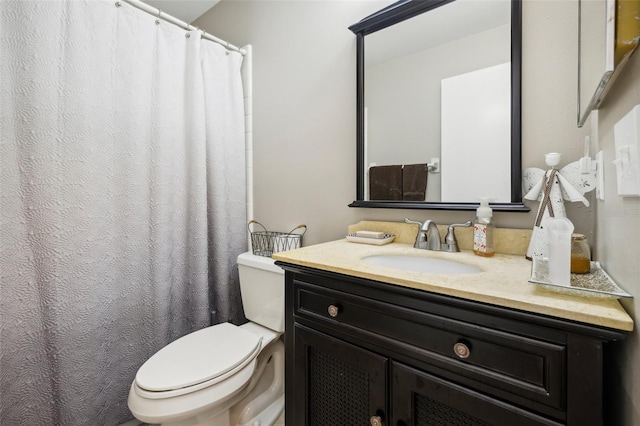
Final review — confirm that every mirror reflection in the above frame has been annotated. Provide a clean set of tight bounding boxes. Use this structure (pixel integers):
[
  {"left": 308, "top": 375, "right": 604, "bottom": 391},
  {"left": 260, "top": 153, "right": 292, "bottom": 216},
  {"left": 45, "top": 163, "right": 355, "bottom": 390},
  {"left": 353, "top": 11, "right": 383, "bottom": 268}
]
[
  {"left": 578, "top": 0, "right": 640, "bottom": 127},
  {"left": 366, "top": 0, "right": 510, "bottom": 203},
  {"left": 350, "top": 0, "right": 527, "bottom": 211}
]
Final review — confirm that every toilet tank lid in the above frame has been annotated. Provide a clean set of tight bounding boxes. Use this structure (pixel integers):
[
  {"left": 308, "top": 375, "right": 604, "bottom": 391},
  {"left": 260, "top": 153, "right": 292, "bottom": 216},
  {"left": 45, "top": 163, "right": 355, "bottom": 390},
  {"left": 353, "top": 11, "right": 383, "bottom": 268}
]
[
  {"left": 238, "top": 252, "right": 283, "bottom": 274},
  {"left": 135, "top": 323, "right": 262, "bottom": 392}
]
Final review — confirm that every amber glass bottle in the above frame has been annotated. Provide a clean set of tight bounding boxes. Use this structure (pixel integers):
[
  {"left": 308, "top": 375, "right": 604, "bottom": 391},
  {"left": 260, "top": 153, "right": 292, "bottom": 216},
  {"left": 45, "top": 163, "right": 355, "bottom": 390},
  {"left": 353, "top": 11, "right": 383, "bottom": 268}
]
[{"left": 570, "top": 234, "right": 591, "bottom": 274}]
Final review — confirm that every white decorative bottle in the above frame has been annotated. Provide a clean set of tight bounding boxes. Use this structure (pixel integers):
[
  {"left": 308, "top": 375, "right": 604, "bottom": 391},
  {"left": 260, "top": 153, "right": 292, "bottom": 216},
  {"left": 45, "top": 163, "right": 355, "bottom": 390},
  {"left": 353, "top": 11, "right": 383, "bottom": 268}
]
[
  {"left": 546, "top": 217, "right": 574, "bottom": 286},
  {"left": 473, "top": 198, "right": 495, "bottom": 257}
]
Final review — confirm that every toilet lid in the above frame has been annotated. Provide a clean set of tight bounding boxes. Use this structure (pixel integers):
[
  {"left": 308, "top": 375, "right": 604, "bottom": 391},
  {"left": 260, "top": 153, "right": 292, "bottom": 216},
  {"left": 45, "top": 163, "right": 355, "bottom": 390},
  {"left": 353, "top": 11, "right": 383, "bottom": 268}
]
[{"left": 135, "top": 323, "right": 262, "bottom": 392}]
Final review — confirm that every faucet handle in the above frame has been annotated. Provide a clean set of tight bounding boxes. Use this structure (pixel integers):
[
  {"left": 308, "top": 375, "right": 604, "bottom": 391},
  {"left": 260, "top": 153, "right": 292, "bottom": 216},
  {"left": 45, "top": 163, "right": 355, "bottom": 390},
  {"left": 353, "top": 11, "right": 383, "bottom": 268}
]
[
  {"left": 443, "top": 220, "right": 472, "bottom": 252},
  {"left": 405, "top": 218, "right": 427, "bottom": 249},
  {"left": 404, "top": 218, "right": 423, "bottom": 228}
]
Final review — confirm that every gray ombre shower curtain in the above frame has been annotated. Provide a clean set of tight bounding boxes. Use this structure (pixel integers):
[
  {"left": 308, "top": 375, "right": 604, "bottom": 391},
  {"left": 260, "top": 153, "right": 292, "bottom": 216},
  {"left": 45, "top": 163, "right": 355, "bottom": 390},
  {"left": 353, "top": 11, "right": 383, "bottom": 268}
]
[{"left": 0, "top": 1, "right": 247, "bottom": 424}]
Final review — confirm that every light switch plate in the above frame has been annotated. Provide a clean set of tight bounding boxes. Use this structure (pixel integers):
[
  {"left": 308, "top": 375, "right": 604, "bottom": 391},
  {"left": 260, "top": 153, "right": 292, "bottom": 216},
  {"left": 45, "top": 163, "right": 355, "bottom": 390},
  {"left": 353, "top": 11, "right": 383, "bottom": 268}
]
[{"left": 613, "top": 105, "right": 640, "bottom": 197}]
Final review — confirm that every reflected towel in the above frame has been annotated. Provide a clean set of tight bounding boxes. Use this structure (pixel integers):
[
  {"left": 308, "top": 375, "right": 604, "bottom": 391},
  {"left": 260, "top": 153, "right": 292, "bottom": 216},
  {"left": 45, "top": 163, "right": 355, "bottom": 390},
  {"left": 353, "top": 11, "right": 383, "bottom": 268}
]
[
  {"left": 369, "top": 165, "right": 403, "bottom": 200},
  {"left": 402, "top": 163, "right": 428, "bottom": 201}
]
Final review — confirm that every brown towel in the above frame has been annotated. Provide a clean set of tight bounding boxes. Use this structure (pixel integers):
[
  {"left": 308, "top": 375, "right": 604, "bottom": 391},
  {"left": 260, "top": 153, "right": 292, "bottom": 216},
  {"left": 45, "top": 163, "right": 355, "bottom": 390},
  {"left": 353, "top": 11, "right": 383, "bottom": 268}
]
[
  {"left": 369, "top": 165, "right": 403, "bottom": 200},
  {"left": 402, "top": 163, "right": 428, "bottom": 201}
]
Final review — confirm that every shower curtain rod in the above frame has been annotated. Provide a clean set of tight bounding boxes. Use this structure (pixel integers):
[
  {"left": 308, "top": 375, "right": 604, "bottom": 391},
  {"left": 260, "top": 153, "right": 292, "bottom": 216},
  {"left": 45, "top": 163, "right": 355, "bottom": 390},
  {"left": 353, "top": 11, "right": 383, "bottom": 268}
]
[{"left": 119, "top": 0, "right": 246, "bottom": 56}]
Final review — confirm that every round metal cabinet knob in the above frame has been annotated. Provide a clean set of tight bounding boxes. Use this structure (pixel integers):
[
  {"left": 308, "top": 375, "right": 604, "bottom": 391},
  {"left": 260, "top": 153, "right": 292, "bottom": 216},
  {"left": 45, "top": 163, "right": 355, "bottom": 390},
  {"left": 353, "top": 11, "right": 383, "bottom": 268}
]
[
  {"left": 453, "top": 342, "right": 471, "bottom": 359},
  {"left": 370, "top": 415, "right": 383, "bottom": 426},
  {"left": 327, "top": 304, "right": 340, "bottom": 317}
]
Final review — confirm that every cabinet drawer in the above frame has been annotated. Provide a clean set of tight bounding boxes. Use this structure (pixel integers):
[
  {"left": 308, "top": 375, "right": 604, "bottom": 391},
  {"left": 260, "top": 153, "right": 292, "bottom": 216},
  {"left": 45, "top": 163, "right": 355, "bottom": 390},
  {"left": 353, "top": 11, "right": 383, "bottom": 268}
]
[{"left": 294, "top": 280, "right": 565, "bottom": 411}]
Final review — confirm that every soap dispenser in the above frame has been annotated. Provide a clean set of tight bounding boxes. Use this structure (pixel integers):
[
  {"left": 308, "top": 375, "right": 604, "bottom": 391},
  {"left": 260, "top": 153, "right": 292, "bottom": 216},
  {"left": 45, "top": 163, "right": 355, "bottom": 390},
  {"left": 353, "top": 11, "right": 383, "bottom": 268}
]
[{"left": 473, "top": 198, "right": 495, "bottom": 257}]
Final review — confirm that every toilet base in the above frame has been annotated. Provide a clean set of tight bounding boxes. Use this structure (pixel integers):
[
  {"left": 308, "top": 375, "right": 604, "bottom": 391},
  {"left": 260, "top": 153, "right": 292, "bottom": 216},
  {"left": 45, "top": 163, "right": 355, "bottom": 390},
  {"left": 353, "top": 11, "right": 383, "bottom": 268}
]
[
  {"left": 161, "top": 394, "right": 283, "bottom": 426},
  {"left": 231, "top": 339, "right": 285, "bottom": 426},
  {"left": 237, "top": 394, "right": 283, "bottom": 426},
  {"left": 162, "top": 376, "right": 283, "bottom": 426},
  {"left": 162, "top": 396, "right": 283, "bottom": 426},
  {"left": 163, "top": 409, "right": 231, "bottom": 426}
]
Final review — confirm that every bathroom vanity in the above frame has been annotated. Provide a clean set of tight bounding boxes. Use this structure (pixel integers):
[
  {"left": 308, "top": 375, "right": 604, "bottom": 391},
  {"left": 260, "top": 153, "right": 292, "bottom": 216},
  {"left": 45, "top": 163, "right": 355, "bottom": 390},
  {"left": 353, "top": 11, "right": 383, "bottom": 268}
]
[{"left": 273, "top": 233, "right": 633, "bottom": 426}]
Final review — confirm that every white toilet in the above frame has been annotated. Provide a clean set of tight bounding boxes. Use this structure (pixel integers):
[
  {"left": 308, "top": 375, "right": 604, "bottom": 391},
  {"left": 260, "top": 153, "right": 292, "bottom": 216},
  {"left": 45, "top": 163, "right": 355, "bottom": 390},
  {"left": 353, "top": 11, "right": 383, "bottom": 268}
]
[{"left": 128, "top": 252, "right": 285, "bottom": 426}]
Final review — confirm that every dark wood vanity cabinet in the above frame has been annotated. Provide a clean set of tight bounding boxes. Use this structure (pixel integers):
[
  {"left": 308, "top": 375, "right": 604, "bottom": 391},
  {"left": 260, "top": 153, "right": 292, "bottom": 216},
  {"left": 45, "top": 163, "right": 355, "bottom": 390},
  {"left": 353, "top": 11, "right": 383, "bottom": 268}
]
[
  {"left": 293, "top": 325, "right": 388, "bottom": 425},
  {"left": 278, "top": 263, "right": 626, "bottom": 426}
]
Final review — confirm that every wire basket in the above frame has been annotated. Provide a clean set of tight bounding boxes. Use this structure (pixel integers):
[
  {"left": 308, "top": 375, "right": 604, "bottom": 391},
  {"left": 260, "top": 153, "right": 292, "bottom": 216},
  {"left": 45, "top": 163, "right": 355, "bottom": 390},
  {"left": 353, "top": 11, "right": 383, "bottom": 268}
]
[{"left": 248, "top": 220, "right": 307, "bottom": 257}]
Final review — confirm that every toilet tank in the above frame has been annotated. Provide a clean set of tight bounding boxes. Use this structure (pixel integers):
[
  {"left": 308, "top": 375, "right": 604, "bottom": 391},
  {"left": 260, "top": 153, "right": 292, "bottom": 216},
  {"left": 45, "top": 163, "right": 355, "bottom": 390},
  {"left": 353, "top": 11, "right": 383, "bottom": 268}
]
[{"left": 237, "top": 252, "right": 285, "bottom": 333}]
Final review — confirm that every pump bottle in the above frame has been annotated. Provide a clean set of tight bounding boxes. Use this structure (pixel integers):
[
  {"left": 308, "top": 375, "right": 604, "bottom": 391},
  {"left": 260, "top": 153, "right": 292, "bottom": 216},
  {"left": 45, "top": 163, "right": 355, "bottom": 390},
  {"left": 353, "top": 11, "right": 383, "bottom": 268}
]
[{"left": 473, "top": 198, "right": 495, "bottom": 257}]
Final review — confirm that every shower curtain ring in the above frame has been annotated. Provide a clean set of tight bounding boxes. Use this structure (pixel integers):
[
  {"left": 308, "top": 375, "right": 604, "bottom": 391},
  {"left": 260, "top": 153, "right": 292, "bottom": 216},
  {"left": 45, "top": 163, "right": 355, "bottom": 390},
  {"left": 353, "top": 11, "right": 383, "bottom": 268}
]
[
  {"left": 115, "top": 1, "right": 121, "bottom": 7},
  {"left": 155, "top": 9, "right": 161, "bottom": 25}
]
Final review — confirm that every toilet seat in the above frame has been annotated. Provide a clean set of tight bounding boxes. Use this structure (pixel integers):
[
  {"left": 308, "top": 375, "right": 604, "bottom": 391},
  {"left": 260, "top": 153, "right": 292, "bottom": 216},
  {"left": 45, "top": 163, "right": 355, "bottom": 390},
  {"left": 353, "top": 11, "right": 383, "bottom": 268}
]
[{"left": 134, "top": 323, "right": 262, "bottom": 399}]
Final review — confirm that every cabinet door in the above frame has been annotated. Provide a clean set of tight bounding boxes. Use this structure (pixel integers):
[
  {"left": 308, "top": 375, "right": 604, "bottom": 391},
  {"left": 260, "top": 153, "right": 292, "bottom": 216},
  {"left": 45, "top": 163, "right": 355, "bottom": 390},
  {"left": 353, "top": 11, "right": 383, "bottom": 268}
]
[
  {"left": 293, "top": 324, "right": 388, "bottom": 426},
  {"left": 391, "top": 362, "right": 564, "bottom": 426}
]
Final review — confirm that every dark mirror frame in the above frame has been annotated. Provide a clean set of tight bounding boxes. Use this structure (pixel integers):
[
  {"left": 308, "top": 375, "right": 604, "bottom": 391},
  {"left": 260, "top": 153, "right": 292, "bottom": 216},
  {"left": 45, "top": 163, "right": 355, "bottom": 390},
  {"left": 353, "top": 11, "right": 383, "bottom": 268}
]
[{"left": 348, "top": 0, "right": 528, "bottom": 212}]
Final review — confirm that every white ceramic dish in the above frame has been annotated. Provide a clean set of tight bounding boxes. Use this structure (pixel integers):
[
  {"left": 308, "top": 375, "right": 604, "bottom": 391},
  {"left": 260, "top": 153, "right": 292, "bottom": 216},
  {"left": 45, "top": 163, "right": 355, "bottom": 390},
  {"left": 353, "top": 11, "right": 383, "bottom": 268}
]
[{"left": 345, "top": 234, "right": 395, "bottom": 246}]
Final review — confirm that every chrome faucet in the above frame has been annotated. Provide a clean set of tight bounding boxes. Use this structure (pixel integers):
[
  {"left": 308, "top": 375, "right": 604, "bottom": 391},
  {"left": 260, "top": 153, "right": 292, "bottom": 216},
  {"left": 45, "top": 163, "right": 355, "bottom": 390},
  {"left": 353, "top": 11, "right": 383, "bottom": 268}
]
[
  {"left": 405, "top": 218, "right": 472, "bottom": 252},
  {"left": 404, "top": 218, "right": 441, "bottom": 250}
]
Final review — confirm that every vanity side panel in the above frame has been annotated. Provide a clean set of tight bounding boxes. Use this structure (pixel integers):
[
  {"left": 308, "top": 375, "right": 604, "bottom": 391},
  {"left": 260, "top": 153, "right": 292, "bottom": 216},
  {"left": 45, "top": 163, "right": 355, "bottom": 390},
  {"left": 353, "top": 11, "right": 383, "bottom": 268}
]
[
  {"left": 284, "top": 270, "right": 299, "bottom": 426},
  {"left": 566, "top": 333, "right": 603, "bottom": 425}
]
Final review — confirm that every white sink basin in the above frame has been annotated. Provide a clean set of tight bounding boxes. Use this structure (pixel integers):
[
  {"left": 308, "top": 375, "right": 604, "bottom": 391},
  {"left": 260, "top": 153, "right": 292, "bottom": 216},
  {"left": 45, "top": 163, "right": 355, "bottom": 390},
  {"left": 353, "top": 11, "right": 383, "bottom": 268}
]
[{"left": 363, "top": 255, "right": 482, "bottom": 274}]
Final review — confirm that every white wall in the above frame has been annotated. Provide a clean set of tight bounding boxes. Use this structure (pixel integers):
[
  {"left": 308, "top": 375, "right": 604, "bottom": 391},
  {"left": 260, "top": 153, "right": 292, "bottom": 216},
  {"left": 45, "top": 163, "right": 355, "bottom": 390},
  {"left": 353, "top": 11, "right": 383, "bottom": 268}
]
[
  {"left": 196, "top": 1, "right": 639, "bottom": 423},
  {"left": 521, "top": 0, "right": 593, "bottom": 238},
  {"left": 595, "top": 49, "right": 640, "bottom": 426},
  {"left": 197, "top": 1, "right": 391, "bottom": 244}
]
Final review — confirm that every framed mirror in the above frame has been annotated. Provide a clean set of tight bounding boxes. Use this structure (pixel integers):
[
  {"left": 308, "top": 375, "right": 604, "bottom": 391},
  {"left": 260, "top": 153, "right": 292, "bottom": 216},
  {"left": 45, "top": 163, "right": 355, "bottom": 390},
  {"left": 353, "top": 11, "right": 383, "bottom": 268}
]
[
  {"left": 348, "top": 0, "right": 528, "bottom": 211},
  {"left": 578, "top": 0, "right": 640, "bottom": 127}
]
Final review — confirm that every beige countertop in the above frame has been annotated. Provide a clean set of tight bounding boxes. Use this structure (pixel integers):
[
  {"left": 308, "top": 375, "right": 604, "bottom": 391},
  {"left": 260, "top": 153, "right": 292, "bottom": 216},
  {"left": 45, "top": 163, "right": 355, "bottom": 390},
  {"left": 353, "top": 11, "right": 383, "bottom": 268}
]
[{"left": 273, "top": 239, "right": 633, "bottom": 332}]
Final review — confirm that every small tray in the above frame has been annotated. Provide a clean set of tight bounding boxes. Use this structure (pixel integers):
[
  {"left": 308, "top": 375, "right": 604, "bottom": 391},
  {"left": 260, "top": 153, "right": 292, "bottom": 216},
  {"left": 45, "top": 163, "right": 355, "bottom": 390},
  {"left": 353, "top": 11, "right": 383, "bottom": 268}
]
[
  {"left": 346, "top": 233, "right": 395, "bottom": 245},
  {"left": 529, "top": 259, "right": 632, "bottom": 299}
]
